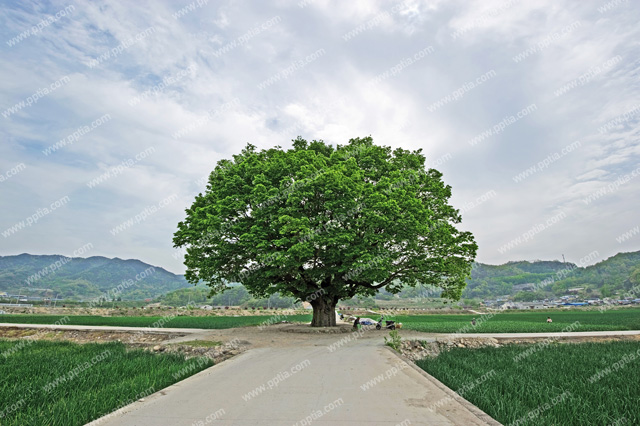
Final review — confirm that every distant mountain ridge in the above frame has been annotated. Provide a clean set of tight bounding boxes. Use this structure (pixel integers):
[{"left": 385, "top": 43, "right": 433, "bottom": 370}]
[
  {"left": 1, "top": 250, "right": 638, "bottom": 301},
  {"left": 0, "top": 254, "right": 192, "bottom": 300}
]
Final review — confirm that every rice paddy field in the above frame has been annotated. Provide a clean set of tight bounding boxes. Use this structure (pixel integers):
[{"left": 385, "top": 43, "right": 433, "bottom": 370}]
[
  {"left": 0, "top": 340, "right": 213, "bottom": 426},
  {"left": 0, "top": 313, "right": 313, "bottom": 329},
  {"left": 396, "top": 308, "right": 640, "bottom": 333},
  {"left": 417, "top": 341, "right": 640, "bottom": 425}
]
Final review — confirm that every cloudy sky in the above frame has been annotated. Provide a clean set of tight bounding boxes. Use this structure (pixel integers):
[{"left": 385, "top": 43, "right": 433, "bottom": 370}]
[{"left": 1, "top": 0, "right": 639, "bottom": 274}]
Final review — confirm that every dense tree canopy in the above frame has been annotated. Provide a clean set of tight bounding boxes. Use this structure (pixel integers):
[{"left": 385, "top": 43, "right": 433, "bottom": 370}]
[{"left": 173, "top": 137, "right": 477, "bottom": 326}]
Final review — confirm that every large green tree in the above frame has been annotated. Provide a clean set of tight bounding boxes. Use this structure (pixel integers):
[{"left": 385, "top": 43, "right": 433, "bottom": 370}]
[{"left": 173, "top": 137, "right": 477, "bottom": 326}]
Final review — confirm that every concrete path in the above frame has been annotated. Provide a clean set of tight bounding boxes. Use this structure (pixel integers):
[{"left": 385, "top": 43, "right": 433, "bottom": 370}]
[
  {"left": 404, "top": 330, "right": 640, "bottom": 340},
  {"left": 458, "top": 330, "right": 640, "bottom": 338},
  {"left": 0, "top": 322, "right": 205, "bottom": 334},
  {"left": 88, "top": 338, "right": 498, "bottom": 426},
  {"left": 4, "top": 322, "right": 640, "bottom": 339},
  {"left": 5, "top": 322, "right": 638, "bottom": 343}
]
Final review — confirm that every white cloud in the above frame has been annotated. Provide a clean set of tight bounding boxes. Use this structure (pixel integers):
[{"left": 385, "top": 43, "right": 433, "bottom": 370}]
[{"left": 1, "top": 0, "right": 639, "bottom": 273}]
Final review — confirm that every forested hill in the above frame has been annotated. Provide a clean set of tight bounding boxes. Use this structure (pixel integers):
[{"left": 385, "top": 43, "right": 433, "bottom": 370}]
[
  {"left": 2, "top": 250, "right": 638, "bottom": 301},
  {"left": 464, "top": 260, "right": 572, "bottom": 297},
  {"left": 464, "top": 251, "right": 640, "bottom": 298},
  {"left": 0, "top": 254, "right": 191, "bottom": 300}
]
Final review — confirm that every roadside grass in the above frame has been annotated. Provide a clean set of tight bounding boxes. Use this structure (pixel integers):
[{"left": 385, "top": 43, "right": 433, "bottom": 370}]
[
  {"left": 417, "top": 341, "right": 640, "bottom": 425},
  {"left": 0, "top": 340, "right": 212, "bottom": 426},
  {"left": 0, "top": 314, "right": 313, "bottom": 329},
  {"left": 396, "top": 308, "right": 640, "bottom": 333}
]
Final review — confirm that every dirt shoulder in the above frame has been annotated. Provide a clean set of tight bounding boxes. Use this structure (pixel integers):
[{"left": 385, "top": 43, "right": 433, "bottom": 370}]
[{"left": 396, "top": 331, "right": 640, "bottom": 361}]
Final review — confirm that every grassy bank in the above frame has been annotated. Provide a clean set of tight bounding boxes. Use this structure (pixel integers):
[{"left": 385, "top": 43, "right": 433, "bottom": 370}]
[
  {"left": 417, "top": 341, "right": 640, "bottom": 425},
  {"left": 0, "top": 340, "right": 212, "bottom": 425}
]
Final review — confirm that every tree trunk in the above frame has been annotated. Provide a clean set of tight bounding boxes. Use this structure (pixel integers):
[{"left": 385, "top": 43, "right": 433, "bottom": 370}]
[{"left": 310, "top": 297, "right": 337, "bottom": 327}]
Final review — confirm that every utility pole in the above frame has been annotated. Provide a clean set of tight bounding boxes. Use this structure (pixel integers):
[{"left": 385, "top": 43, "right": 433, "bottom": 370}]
[{"left": 562, "top": 254, "right": 566, "bottom": 264}]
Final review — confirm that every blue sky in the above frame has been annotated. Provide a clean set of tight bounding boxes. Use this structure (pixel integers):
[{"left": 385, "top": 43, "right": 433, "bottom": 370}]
[{"left": 1, "top": 0, "right": 639, "bottom": 274}]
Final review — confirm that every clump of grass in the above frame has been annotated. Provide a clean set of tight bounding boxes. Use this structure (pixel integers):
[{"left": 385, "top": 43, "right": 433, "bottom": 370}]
[{"left": 384, "top": 330, "right": 402, "bottom": 351}]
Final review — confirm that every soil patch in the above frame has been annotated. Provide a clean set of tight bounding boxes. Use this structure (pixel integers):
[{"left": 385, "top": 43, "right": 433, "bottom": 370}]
[
  {"left": 399, "top": 334, "right": 640, "bottom": 361},
  {"left": 0, "top": 326, "right": 250, "bottom": 363}
]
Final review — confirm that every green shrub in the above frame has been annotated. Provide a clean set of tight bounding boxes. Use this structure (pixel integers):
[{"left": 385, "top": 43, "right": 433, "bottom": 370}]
[{"left": 384, "top": 330, "right": 402, "bottom": 351}]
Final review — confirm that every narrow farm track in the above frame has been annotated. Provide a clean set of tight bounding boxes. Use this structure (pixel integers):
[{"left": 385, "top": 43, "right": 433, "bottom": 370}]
[
  {"left": 404, "top": 330, "right": 640, "bottom": 339},
  {"left": 89, "top": 337, "right": 499, "bottom": 426},
  {"left": 3, "top": 322, "right": 640, "bottom": 340},
  {"left": 0, "top": 322, "right": 207, "bottom": 334}
]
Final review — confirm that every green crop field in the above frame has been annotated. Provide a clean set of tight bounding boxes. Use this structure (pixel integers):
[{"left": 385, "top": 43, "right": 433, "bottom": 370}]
[
  {"left": 0, "top": 314, "right": 313, "bottom": 329},
  {"left": 0, "top": 340, "right": 212, "bottom": 425},
  {"left": 396, "top": 308, "right": 640, "bottom": 333},
  {"left": 417, "top": 341, "right": 640, "bottom": 425},
  {"left": 1, "top": 309, "right": 638, "bottom": 332}
]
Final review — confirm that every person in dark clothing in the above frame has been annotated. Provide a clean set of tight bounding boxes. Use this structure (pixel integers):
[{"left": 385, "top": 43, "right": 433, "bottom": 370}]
[{"left": 353, "top": 317, "right": 361, "bottom": 330}]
